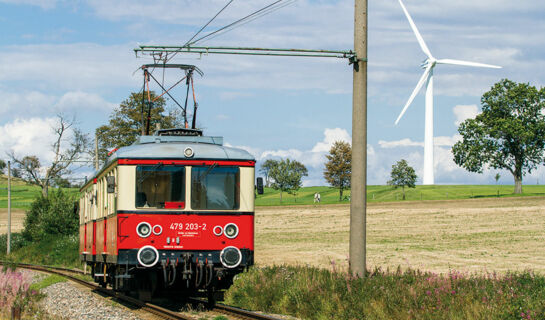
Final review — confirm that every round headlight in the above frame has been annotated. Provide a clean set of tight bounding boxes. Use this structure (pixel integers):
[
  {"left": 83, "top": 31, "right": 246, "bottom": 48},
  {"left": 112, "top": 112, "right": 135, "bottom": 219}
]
[
  {"left": 220, "top": 246, "right": 242, "bottom": 268},
  {"left": 213, "top": 225, "right": 223, "bottom": 236},
  {"left": 152, "top": 225, "right": 162, "bottom": 235},
  {"left": 184, "top": 147, "right": 194, "bottom": 158},
  {"left": 224, "top": 223, "right": 239, "bottom": 239},
  {"left": 137, "top": 245, "right": 159, "bottom": 267},
  {"left": 136, "top": 222, "right": 152, "bottom": 238}
]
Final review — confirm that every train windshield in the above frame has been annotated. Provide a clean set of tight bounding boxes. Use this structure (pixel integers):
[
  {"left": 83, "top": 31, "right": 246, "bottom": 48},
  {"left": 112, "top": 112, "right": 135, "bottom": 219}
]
[
  {"left": 191, "top": 166, "right": 240, "bottom": 210},
  {"left": 135, "top": 165, "right": 185, "bottom": 209}
]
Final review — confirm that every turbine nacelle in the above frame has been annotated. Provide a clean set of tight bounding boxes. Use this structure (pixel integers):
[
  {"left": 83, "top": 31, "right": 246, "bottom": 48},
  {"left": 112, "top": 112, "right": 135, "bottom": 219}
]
[{"left": 420, "top": 58, "right": 436, "bottom": 69}]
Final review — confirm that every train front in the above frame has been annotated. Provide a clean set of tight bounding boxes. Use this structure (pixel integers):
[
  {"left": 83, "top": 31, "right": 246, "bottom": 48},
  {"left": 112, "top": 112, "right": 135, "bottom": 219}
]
[{"left": 114, "top": 134, "right": 255, "bottom": 295}]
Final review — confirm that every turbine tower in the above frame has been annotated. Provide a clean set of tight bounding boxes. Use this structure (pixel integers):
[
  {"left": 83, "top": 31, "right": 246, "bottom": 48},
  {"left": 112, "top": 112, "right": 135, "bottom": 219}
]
[{"left": 395, "top": 0, "right": 501, "bottom": 185}]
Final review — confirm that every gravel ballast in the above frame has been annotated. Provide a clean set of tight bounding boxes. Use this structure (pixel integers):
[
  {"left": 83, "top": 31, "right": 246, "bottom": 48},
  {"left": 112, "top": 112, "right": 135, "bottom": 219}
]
[{"left": 41, "top": 281, "right": 144, "bottom": 320}]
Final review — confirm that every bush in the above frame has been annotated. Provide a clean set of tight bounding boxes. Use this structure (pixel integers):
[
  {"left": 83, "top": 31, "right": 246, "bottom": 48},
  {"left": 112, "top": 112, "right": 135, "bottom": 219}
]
[
  {"left": 22, "top": 189, "right": 78, "bottom": 241},
  {"left": 0, "top": 233, "right": 28, "bottom": 255}
]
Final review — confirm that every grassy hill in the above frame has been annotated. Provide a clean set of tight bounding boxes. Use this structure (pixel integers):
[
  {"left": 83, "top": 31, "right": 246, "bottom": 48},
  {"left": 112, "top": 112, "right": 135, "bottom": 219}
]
[
  {"left": 256, "top": 184, "right": 545, "bottom": 206},
  {"left": 0, "top": 174, "right": 79, "bottom": 209}
]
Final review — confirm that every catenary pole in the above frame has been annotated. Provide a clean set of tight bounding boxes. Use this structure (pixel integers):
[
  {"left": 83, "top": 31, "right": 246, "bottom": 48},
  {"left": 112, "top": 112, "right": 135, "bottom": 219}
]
[
  {"left": 7, "top": 161, "right": 11, "bottom": 255},
  {"left": 350, "top": 0, "right": 367, "bottom": 277}
]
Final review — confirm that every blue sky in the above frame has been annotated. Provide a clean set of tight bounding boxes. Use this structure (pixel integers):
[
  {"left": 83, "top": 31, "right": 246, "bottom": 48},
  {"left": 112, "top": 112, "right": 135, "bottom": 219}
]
[{"left": 0, "top": 0, "right": 544, "bottom": 186}]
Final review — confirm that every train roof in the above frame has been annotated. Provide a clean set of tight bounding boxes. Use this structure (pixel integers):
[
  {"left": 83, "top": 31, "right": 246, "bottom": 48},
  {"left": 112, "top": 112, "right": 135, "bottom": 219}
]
[
  {"left": 105, "top": 135, "right": 255, "bottom": 165},
  {"left": 81, "top": 133, "right": 254, "bottom": 191}
]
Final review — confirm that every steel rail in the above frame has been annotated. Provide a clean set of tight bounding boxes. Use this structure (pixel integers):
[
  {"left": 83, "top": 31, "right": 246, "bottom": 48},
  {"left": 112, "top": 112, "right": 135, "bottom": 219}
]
[{"left": 0, "top": 261, "right": 283, "bottom": 320}]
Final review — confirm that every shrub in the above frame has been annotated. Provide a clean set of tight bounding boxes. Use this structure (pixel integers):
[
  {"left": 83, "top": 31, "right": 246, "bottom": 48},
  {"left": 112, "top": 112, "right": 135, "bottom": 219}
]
[{"left": 23, "top": 189, "right": 78, "bottom": 241}]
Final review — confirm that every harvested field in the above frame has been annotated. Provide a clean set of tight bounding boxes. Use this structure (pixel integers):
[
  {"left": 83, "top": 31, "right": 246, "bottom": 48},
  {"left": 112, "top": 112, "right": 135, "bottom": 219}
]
[
  {"left": 0, "top": 208, "right": 26, "bottom": 234},
  {"left": 254, "top": 197, "right": 545, "bottom": 274}
]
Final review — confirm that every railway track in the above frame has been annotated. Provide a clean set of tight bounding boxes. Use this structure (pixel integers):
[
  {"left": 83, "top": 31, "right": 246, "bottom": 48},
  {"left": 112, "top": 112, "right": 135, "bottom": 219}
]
[{"left": 0, "top": 261, "right": 282, "bottom": 320}]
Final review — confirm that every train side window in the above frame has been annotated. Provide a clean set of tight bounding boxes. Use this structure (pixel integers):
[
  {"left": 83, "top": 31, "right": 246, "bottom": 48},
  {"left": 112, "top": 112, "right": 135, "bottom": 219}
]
[
  {"left": 191, "top": 166, "right": 240, "bottom": 210},
  {"left": 135, "top": 165, "right": 185, "bottom": 209}
]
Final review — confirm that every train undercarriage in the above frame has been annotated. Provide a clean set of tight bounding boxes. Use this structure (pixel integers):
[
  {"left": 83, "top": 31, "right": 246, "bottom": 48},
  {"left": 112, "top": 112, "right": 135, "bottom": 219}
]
[{"left": 84, "top": 249, "right": 253, "bottom": 305}]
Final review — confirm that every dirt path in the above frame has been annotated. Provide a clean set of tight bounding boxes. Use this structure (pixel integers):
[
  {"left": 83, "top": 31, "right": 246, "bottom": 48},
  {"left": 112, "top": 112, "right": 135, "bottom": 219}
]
[
  {"left": 0, "top": 208, "right": 26, "bottom": 234},
  {"left": 254, "top": 197, "right": 545, "bottom": 274}
]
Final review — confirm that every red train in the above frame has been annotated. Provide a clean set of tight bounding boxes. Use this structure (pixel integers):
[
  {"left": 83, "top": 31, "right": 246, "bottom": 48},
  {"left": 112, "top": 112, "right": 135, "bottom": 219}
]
[{"left": 79, "top": 128, "right": 255, "bottom": 302}]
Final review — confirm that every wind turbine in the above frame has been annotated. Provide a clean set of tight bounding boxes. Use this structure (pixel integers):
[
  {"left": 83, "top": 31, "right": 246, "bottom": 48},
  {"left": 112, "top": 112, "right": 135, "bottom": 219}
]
[{"left": 395, "top": 0, "right": 501, "bottom": 185}]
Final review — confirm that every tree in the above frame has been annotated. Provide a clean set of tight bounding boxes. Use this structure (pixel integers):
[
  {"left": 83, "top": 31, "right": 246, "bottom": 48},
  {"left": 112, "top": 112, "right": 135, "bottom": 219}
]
[
  {"left": 95, "top": 91, "right": 183, "bottom": 161},
  {"left": 22, "top": 189, "right": 78, "bottom": 241},
  {"left": 495, "top": 173, "right": 501, "bottom": 184},
  {"left": 324, "top": 141, "right": 351, "bottom": 201},
  {"left": 387, "top": 159, "right": 417, "bottom": 200},
  {"left": 452, "top": 79, "right": 545, "bottom": 194},
  {"left": 259, "top": 159, "right": 277, "bottom": 187},
  {"left": 9, "top": 115, "right": 88, "bottom": 197},
  {"left": 0, "top": 159, "right": 5, "bottom": 174},
  {"left": 268, "top": 159, "right": 308, "bottom": 202}
]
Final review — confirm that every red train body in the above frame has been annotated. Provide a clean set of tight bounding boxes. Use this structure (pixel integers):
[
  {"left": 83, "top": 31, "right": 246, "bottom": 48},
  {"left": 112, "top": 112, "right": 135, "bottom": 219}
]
[{"left": 79, "top": 130, "right": 255, "bottom": 300}]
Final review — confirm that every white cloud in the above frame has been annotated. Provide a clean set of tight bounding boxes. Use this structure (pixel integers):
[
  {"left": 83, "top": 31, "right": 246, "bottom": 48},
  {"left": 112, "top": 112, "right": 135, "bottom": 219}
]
[
  {"left": 0, "top": 43, "right": 137, "bottom": 91},
  {"left": 55, "top": 91, "right": 116, "bottom": 111},
  {"left": 311, "top": 128, "right": 351, "bottom": 153},
  {"left": 0, "top": 117, "right": 58, "bottom": 162},
  {"left": 0, "top": 90, "right": 117, "bottom": 119},
  {"left": 379, "top": 138, "right": 423, "bottom": 148},
  {"left": 453, "top": 104, "right": 479, "bottom": 125}
]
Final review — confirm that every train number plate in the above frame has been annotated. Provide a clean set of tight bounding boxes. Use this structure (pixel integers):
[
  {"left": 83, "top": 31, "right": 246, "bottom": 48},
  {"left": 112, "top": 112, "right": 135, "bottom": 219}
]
[{"left": 169, "top": 222, "right": 206, "bottom": 238}]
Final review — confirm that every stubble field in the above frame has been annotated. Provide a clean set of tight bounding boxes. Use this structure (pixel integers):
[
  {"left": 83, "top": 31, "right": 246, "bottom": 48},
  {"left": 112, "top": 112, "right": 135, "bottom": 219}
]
[
  {"left": 254, "top": 197, "right": 545, "bottom": 274},
  {"left": 0, "top": 209, "right": 26, "bottom": 234}
]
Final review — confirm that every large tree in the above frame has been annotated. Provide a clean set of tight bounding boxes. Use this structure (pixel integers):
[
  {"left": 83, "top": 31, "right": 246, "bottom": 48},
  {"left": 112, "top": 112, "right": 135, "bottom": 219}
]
[
  {"left": 387, "top": 159, "right": 417, "bottom": 200},
  {"left": 324, "top": 141, "right": 351, "bottom": 201},
  {"left": 452, "top": 79, "right": 545, "bottom": 194},
  {"left": 95, "top": 91, "right": 182, "bottom": 161},
  {"left": 9, "top": 115, "right": 88, "bottom": 197},
  {"left": 268, "top": 159, "right": 308, "bottom": 202},
  {"left": 0, "top": 159, "right": 5, "bottom": 174}
]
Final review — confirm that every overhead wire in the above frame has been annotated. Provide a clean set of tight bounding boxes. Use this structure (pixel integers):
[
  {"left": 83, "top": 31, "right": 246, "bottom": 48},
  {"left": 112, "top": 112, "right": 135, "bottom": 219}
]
[
  {"left": 196, "top": 0, "right": 297, "bottom": 45},
  {"left": 187, "top": 0, "right": 285, "bottom": 47},
  {"left": 165, "top": 0, "right": 235, "bottom": 64}
]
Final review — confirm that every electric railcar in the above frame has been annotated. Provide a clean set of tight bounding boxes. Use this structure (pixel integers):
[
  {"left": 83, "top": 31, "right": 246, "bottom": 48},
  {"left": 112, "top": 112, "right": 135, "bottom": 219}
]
[{"left": 79, "top": 128, "right": 255, "bottom": 301}]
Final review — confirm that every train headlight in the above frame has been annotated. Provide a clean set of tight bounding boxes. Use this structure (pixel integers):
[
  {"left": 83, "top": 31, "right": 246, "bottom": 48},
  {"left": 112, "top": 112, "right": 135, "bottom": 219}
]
[
  {"left": 213, "top": 225, "right": 223, "bottom": 236},
  {"left": 224, "top": 223, "right": 238, "bottom": 239},
  {"left": 152, "top": 225, "right": 162, "bottom": 236},
  {"left": 184, "top": 147, "right": 194, "bottom": 158},
  {"left": 136, "top": 222, "right": 152, "bottom": 238},
  {"left": 137, "top": 245, "right": 159, "bottom": 267},
  {"left": 220, "top": 246, "right": 242, "bottom": 268}
]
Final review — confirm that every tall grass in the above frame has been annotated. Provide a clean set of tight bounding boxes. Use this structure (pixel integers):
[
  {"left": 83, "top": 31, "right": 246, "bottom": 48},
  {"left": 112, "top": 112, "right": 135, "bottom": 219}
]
[
  {"left": 225, "top": 265, "right": 545, "bottom": 320},
  {"left": 0, "top": 233, "right": 80, "bottom": 268}
]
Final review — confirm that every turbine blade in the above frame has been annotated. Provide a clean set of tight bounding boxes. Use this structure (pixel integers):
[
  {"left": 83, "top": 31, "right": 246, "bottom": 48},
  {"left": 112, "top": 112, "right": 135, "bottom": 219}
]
[
  {"left": 436, "top": 59, "right": 501, "bottom": 69},
  {"left": 398, "top": 0, "right": 433, "bottom": 59},
  {"left": 395, "top": 65, "right": 433, "bottom": 125}
]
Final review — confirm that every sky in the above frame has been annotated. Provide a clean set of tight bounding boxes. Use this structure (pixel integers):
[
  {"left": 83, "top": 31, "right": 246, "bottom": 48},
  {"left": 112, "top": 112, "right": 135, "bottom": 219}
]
[{"left": 0, "top": 0, "right": 544, "bottom": 186}]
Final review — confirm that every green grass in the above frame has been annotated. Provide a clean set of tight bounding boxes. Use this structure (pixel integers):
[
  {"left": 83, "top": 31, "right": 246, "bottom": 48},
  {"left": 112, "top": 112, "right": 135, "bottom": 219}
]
[
  {"left": 0, "top": 175, "right": 79, "bottom": 209},
  {"left": 225, "top": 265, "right": 545, "bottom": 320},
  {"left": 30, "top": 274, "right": 67, "bottom": 291},
  {"left": 256, "top": 184, "right": 545, "bottom": 206},
  {"left": 0, "top": 233, "right": 81, "bottom": 269}
]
